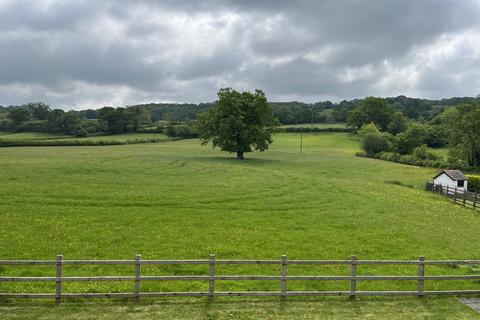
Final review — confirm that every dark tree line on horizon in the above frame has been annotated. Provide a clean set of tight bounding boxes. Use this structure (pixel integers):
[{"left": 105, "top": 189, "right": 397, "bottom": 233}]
[{"left": 0, "top": 95, "right": 479, "bottom": 138}]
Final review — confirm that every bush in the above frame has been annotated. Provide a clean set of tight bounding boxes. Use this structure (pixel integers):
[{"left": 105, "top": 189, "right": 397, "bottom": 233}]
[
  {"left": 377, "top": 151, "right": 398, "bottom": 162},
  {"left": 358, "top": 148, "right": 448, "bottom": 169},
  {"left": 14, "top": 120, "right": 49, "bottom": 132},
  {"left": 0, "top": 118, "right": 13, "bottom": 131},
  {"left": 357, "top": 122, "right": 380, "bottom": 138},
  {"left": 412, "top": 144, "right": 438, "bottom": 161},
  {"left": 467, "top": 175, "right": 480, "bottom": 192},
  {"left": 165, "top": 123, "right": 198, "bottom": 138},
  {"left": 362, "top": 133, "right": 391, "bottom": 155}
]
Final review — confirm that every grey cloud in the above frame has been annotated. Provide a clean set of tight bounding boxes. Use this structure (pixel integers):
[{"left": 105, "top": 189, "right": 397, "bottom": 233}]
[{"left": 0, "top": 0, "right": 479, "bottom": 108}]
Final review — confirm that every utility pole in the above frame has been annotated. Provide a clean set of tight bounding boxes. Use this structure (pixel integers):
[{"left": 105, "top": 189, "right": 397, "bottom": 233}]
[{"left": 300, "top": 127, "right": 303, "bottom": 153}]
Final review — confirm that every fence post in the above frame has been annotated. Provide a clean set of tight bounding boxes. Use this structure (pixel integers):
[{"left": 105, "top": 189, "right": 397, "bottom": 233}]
[
  {"left": 417, "top": 256, "right": 425, "bottom": 298},
  {"left": 474, "top": 191, "right": 478, "bottom": 209},
  {"left": 439, "top": 184, "right": 443, "bottom": 195},
  {"left": 134, "top": 254, "right": 141, "bottom": 303},
  {"left": 55, "top": 255, "right": 63, "bottom": 304},
  {"left": 209, "top": 254, "right": 215, "bottom": 301},
  {"left": 463, "top": 190, "right": 467, "bottom": 206},
  {"left": 281, "top": 255, "right": 287, "bottom": 301},
  {"left": 350, "top": 255, "right": 357, "bottom": 300},
  {"left": 446, "top": 185, "right": 449, "bottom": 197},
  {"left": 454, "top": 187, "right": 457, "bottom": 203}
]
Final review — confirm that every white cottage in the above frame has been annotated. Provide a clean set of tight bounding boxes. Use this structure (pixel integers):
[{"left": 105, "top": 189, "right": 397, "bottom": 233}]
[{"left": 433, "top": 170, "right": 468, "bottom": 191}]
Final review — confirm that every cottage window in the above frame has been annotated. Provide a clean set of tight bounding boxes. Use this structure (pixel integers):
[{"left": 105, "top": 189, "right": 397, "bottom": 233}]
[{"left": 458, "top": 180, "right": 464, "bottom": 187}]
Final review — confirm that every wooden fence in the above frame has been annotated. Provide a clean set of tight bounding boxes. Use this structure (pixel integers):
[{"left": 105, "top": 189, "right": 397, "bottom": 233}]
[
  {"left": 426, "top": 182, "right": 479, "bottom": 211},
  {"left": 1, "top": 255, "right": 480, "bottom": 303}
]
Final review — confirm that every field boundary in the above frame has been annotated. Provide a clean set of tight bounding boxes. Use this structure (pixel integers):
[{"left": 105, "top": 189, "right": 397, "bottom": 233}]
[
  {"left": 426, "top": 182, "right": 479, "bottom": 211},
  {"left": 2, "top": 255, "right": 480, "bottom": 303}
]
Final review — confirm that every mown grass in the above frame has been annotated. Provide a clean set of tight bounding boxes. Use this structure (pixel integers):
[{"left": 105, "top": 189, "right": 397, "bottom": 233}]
[
  {"left": 1, "top": 132, "right": 480, "bottom": 318},
  {"left": 0, "top": 132, "right": 72, "bottom": 140},
  {"left": 0, "top": 132, "right": 172, "bottom": 147},
  {"left": 0, "top": 132, "right": 169, "bottom": 143},
  {"left": 55, "top": 132, "right": 170, "bottom": 142},
  {"left": 0, "top": 297, "right": 478, "bottom": 319},
  {"left": 281, "top": 122, "right": 347, "bottom": 128}
]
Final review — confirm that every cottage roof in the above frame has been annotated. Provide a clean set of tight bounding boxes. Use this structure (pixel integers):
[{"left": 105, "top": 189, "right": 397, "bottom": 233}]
[{"left": 433, "top": 170, "right": 468, "bottom": 181}]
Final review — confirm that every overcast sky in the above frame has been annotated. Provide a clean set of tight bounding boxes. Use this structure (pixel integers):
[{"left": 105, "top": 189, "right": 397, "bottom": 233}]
[{"left": 1, "top": 0, "right": 480, "bottom": 109}]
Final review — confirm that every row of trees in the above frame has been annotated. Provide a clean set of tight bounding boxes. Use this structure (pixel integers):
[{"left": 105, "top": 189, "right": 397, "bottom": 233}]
[
  {"left": 0, "top": 103, "right": 151, "bottom": 136},
  {"left": 2, "top": 95, "right": 479, "bottom": 135},
  {"left": 357, "top": 102, "right": 480, "bottom": 168}
]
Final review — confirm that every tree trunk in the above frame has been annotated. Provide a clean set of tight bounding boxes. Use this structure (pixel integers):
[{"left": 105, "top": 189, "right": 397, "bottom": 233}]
[{"left": 236, "top": 152, "right": 245, "bottom": 160}]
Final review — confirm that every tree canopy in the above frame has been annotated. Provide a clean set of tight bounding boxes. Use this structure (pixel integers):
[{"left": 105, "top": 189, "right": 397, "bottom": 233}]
[
  {"left": 197, "top": 88, "right": 279, "bottom": 160},
  {"left": 347, "top": 97, "right": 395, "bottom": 131},
  {"left": 447, "top": 104, "right": 480, "bottom": 167}
]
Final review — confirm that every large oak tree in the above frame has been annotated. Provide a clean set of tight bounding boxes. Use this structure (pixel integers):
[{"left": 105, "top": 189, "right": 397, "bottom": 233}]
[{"left": 198, "top": 88, "right": 279, "bottom": 160}]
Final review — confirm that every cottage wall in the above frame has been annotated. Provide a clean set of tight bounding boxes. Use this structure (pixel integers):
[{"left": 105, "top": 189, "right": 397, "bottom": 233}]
[{"left": 433, "top": 173, "right": 468, "bottom": 190}]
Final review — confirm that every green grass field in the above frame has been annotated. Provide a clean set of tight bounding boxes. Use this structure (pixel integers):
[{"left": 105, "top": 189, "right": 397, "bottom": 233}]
[
  {"left": 0, "top": 131, "right": 72, "bottom": 140},
  {"left": 0, "top": 298, "right": 477, "bottom": 319},
  {"left": 1, "top": 132, "right": 479, "bottom": 319},
  {"left": 281, "top": 122, "right": 347, "bottom": 128},
  {"left": 0, "top": 132, "right": 169, "bottom": 143}
]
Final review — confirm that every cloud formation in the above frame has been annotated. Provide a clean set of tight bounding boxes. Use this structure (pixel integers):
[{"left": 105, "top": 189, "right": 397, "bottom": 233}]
[{"left": 0, "top": 0, "right": 479, "bottom": 109}]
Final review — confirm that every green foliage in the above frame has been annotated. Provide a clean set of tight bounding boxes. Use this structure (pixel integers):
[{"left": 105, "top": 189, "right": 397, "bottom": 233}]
[
  {"left": 358, "top": 123, "right": 392, "bottom": 155},
  {"left": 466, "top": 175, "right": 480, "bottom": 192},
  {"left": 412, "top": 144, "right": 438, "bottom": 161},
  {"left": 395, "top": 123, "right": 428, "bottom": 154},
  {"left": 347, "top": 97, "right": 395, "bottom": 131},
  {"left": 387, "top": 111, "right": 408, "bottom": 134},
  {"left": 198, "top": 88, "right": 279, "bottom": 159},
  {"left": 346, "top": 108, "right": 368, "bottom": 131},
  {"left": 424, "top": 125, "right": 447, "bottom": 148},
  {"left": 27, "top": 102, "right": 51, "bottom": 120},
  {"left": 361, "top": 150, "right": 446, "bottom": 168},
  {"left": 447, "top": 104, "right": 480, "bottom": 167},
  {"left": 361, "top": 132, "right": 392, "bottom": 155},
  {"left": 165, "top": 123, "right": 198, "bottom": 138},
  {"left": 357, "top": 122, "right": 380, "bottom": 138},
  {"left": 8, "top": 108, "right": 31, "bottom": 126}
]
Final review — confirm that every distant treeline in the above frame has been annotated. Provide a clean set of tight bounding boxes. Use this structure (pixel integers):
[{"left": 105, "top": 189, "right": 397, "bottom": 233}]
[
  {"left": 352, "top": 98, "right": 480, "bottom": 170},
  {"left": 1, "top": 96, "right": 479, "bottom": 138}
]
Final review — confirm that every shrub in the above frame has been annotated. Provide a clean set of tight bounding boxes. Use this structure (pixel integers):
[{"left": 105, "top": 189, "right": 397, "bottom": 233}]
[
  {"left": 394, "top": 124, "right": 428, "bottom": 154},
  {"left": 362, "top": 132, "right": 391, "bottom": 155},
  {"left": 467, "top": 175, "right": 480, "bottom": 192},
  {"left": 377, "top": 151, "right": 397, "bottom": 162},
  {"left": 412, "top": 144, "right": 438, "bottom": 161},
  {"left": 165, "top": 123, "right": 198, "bottom": 138},
  {"left": 357, "top": 122, "right": 380, "bottom": 139}
]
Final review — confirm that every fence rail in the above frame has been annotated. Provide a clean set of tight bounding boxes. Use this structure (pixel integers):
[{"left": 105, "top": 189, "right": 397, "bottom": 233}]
[
  {"left": 1, "top": 255, "right": 480, "bottom": 303},
  {"left": 426, "top": 182, "right": 479, "bottom": 211}
]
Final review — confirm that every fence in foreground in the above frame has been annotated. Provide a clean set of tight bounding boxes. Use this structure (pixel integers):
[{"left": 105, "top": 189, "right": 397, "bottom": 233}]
[
  {"left": 1, "top": 255, "right": 480, "bottom": 303},
  {"left": 426, "top": 181, "right": 479, "bottom": 211}
]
